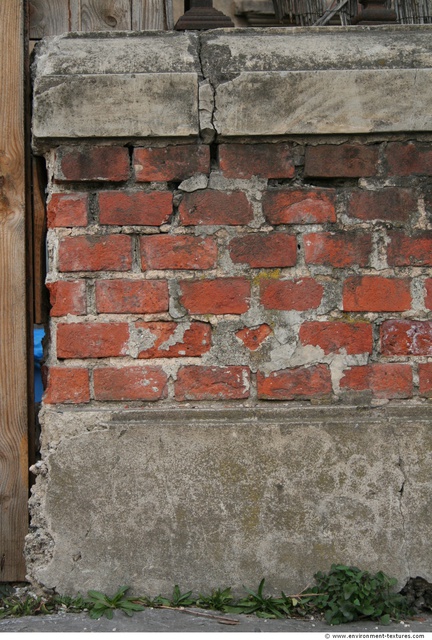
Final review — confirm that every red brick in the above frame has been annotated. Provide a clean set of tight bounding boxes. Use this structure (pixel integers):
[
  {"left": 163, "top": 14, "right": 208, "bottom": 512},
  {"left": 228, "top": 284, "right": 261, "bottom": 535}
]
[
  {"left": 260, "top": 278, "right": 323, "bottom": 311},
  {"left": 140, "top": 235, "right": 217, "bottom": 270},
  {"left": 340, "top": 364, "right": 412, "bottom": 399},
  {"left": 180, "top": 278, "right": 250, "bottom": 314},
  {"left": 134, "top": 145, "right": 210, "bottom": 182},
  {"left": 94, "top": 366, "right": 168, "bottom": 401},
  {"left": 343, "top": 276, "right": 411, "bottom": 312},
  {"left": 425, "top": 279, "right": 432, "bottom": 310},
  {"left": 136, "top": 321, "right": 211, "bottom": 358},
  {"left": 299, "top": 321, "right": 373, "bottom": 355},
  {"left": 219, "top": 143, "right": 295, "bottom": 179},
  {"left": 59, "top": 235, "right": 132, "bottom": 272},
  {"left": 57, "top": 323, "right": 129, "bottom": 358},
  {"left": 387, "top": 232, "right": 432, "bottom": 267},
  {"left": 419, "top": 363, "right": 432, "bottom": 397},
  {"left": 304, "top": 232, "right": 371, "bottom": 268},
  {"left": 178, "top": 190, "right": 253, "bottom": 226},
  {"left": 95, "top": 280, "right": 169, "bottom": 314},
  {"left": 236, "top": 324, "right": 272, "bottom": 351},
  {"left": 47, "top": 281, "right": 86, "bottom": 316},
  {"left": 263, "top": 188, "right": 336, "bottom": 225},
  {"left": 44, "top": 367, "right": 90, "bottom": 404},
  {"left": 229, "top": 233, "right": 296, "bottom": 268},
  {"left": 175, "top": 365, "right": 250, "bottom": 401},
  {"left": 98, "top": 191, "right": 172, "bottom": 226},
  {"left": 305, "top": 144, "right": 379, "bottom": 178},
  {"left": 347, "top": 188, "right": 416, "bottom": 222},
  {"left": 257, "top": 365, "right": 332, "bottom": 400},
  {"left": 56, "top": 146, "right": 129, "bottom": 182},
  {"left": 385, "top": 142, "right": 432, "bottom": 176},
  {"left": 380, "top": 320, "right": 432, "bottom": 356},
  {"left": 47, "top": 193, "right": 88, "bottom": 228}
]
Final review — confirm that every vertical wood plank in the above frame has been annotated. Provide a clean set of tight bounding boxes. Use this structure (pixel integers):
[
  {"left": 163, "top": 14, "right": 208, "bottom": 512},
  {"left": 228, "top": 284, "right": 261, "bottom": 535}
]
[
  {"left": 132, "top": 0, "right": 173, "bottom": 28},
  {"left": 29, "top": 0, "right": 70, "bottom": 38},
  {"left": 80, "top": 0, "right": 132, "bottom": 30},
  {"left": 0, "top": 0, "right": 28, "bottom": 581}
]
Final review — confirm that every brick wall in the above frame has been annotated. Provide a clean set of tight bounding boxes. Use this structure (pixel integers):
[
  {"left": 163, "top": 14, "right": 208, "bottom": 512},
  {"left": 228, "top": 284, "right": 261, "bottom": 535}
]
[{"left": 43, "top": 139, "right": 432, "bottom": 406}]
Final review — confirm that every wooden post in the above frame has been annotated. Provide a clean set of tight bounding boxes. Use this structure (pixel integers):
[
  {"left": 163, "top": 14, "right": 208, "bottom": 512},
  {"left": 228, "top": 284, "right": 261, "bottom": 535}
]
[{"left": 0, "top": 0, "right": 29, "bottom": 581}]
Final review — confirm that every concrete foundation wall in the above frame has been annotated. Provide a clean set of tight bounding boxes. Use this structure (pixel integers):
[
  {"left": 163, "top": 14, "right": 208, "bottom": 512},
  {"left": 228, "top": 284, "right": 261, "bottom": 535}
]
[{"left": 28, "top": 26, "right": 432, "bottom": 595}]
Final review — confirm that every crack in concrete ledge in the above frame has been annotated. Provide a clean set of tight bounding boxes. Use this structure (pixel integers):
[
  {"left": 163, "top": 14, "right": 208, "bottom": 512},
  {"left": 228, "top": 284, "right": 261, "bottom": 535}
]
[{"left": 390, "top": 423, "right": 411, "bottom": 579}]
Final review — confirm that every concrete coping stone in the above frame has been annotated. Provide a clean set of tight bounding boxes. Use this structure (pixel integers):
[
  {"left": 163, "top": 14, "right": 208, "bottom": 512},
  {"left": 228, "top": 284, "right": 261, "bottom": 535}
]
[{"left": 32, "top": 25, "right": 432, "bottom": 141}]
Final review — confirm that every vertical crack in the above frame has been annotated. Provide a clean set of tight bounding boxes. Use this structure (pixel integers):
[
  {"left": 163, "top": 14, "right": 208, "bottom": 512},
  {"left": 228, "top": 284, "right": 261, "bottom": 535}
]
[
  {"left": 197, "top": 34, "right": 217, "bottom": 143},
  {"left": 392, "top": 424, "right": 410, "bottom": 578}
]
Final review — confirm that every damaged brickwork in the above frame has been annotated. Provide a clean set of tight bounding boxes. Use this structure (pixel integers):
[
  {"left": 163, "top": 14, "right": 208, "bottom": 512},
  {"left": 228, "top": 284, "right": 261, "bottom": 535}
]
[
  {"left": 27, "top": 26, "right": 432, "bottom": 596},
  {"left": 41, "top": 139, "right": 432, "bottom": 405}
]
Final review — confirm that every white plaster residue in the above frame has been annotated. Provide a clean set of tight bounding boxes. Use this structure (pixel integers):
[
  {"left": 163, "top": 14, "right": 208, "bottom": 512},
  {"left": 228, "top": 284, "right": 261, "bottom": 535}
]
[
  {"left": 179, "top": 174, "right": 208, "bottom": 192},
  {"left": 129, "top": 326, "right": 157, "bottom": 358},
  {"left": 159, "top": 322, "right": 191, "bottom": 351}
]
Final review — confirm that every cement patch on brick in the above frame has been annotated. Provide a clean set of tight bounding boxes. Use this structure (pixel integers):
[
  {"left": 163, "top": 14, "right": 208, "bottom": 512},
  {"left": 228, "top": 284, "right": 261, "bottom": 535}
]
[{"left": 26, "top": 404, "right": 432, "bottom": 595}]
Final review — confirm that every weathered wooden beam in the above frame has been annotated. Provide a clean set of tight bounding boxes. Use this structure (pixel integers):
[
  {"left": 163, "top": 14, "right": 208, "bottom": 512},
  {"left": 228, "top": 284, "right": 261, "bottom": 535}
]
[{"left": 0, "top": 0, "right": 29, "bottom": 581}]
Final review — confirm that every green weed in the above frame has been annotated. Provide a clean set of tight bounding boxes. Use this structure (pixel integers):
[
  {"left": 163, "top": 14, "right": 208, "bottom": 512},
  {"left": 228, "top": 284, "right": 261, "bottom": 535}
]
[{"left": 86, "top": 586, "right": 145, "bottom": 620}]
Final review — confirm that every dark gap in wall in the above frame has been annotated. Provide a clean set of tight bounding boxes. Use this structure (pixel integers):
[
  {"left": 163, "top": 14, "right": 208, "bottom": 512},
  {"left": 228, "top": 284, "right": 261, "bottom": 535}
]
[
  {"left": 209, "top": 142, "right": 218, "bottom": 171},
  {"left": 401, "top": 577, "right": 432, "bottom": 612},
  {"left": 304, "top": 178, "right": 360, "bottom": 189}
]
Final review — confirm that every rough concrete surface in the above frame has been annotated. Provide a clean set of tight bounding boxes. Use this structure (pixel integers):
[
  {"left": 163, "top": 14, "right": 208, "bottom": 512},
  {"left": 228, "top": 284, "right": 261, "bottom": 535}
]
[
  {"left": 1, "top": 608, "right": 432, "bottom": 633},
  {"left": 26, "top": 405, "right": 432, "bottom": 596},
  {"left": 32, "top": 25, "right": 432, "bottom": 142}
]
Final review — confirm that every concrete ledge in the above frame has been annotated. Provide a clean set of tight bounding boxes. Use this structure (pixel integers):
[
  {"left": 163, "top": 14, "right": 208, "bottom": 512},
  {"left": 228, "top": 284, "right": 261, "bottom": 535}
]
[
  {"left": 32, "top": 32, "right": 201, "bottom": 140},
  {"left": 32, "top": 26, "right": 432, "bottom": 141},
  {"left": 27, "top": 404, "right": 432, "bottom": 595}
]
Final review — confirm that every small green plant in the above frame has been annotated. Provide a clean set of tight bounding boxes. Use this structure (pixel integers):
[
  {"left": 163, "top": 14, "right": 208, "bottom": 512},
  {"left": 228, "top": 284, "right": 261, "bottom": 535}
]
[
  {"left": 309, "top": 564, "right": 411, "bottom": 625},
  {"left": 86, "top": 586, "right": 145, "bottom": 620},
  {"left": 224, "top": 579, "right": 292, "bottom": 619},
  {"left": 152, "top": 584, "right": 197, "bottom": 608},
  {"left": 196, "top": 587, "right": 234, "bottom": 611}
]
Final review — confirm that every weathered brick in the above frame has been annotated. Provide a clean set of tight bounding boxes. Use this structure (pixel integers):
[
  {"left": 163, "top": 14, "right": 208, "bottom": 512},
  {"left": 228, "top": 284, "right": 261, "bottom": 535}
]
[
  {"left": 178, "top": 190, "right": 253, "bottom": 226},
  {"left": 425, "top": 279, "right": 432, "bottom": 310},
  {"left": 260, "top": 278, "right": 323, "bottom": 311},
  {"left": 44, "top": 367, "right": 90, "bottom": 404},
  {"left": 257, "top": 365, "right": 332, "bottom": 400},
  {"left": 299, "top": 321, "right": 373, "bottom": 355},
  {"left": 179, "top": 278, "right": 250, "bottom": 314},
  {"left": 59, "top": 235, "right": 132, "bottom": 272},
  {"left": 419, "top": 363, "right": 432, "bottom": 397},
  {"left": 136, "top": 321, "right": 211, "bottom": 358},
  {"left": 55, "top": 146, "right": 130, "bottom": 182},
  {"left": 347, "top": 188, "right": 416, "bottom": 222},
  {"left": 47, "top": 281, "right": 86, "bottom": 316},
  {"left": 175, "top": 365, "right": 250, "bottom": 401},
  {"left": 57, "top": 323, "right": 129, "bottom": 358},
  {"left": 47, "top": 193, "right": 88, "bottom": 228},
  {"left": 95, "top": 280, "right": 169, "bottom": 314},
  {"left": 229, "top": 233, "right": 297, "bottom": 268},
  {"left": 140, "top": 235, "right": 217, "bottom": 270},
  {"left": 236, "top": 324, "right": 272, "bottom": 351},
  {"left": 263, "top": 188, "right": 336, "bottom": 225},
  {"left": 304, "top": 232, "right": 371, "bottom": 268},
  {"left": 98, "top": 191, "right": 172, "bottom": 226},
  {"left": 343, "top": 276, "right": 411, "bottom": 312},
  {"left": 387, "top": 232, "right": 432, "bottom": 266},
  {"left": 219, "top": 143, "right": 295, "bottom": 179},
  {"left": 340, "top": 364, "right": 412, "bottom": 399},
  {"left": 385, "top": 142, "right": 432, "bottom": 176},
  {"left": 305, "top": 144, "right": 379, "bottom": 178},
  {"left": 134, "top": 145, "right": 210, "bottom": 182},
  {"left": 94, "top": 366, "right": 168, "bottom": 401},
  {"left": 380, "top": 320, "right": 432, "bottom": 356}
]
